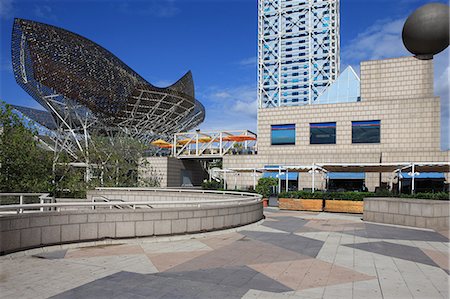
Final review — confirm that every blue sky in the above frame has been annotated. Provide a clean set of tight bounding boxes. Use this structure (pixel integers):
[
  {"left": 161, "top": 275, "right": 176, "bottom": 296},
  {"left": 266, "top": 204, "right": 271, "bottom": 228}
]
[{"left": 0, "top": 0, "right": 448, "bottom": 148}]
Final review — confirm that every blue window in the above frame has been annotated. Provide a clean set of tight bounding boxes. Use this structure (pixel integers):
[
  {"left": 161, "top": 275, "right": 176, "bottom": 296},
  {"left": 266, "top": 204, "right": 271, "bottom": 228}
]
[
  {"left": 352, "top": 120, "right": 380, "bottom": 143},
  {"left": 271, "top": 124, "right": 295, "bottom": 145},
  {"left": 310, "top": 122, "right": 336, "bottom": 144}
]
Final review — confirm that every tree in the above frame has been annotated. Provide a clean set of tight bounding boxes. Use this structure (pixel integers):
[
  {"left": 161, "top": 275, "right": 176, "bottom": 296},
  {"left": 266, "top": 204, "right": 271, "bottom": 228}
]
[
  {"left": 0, "top": 101, "right": 53, "bottom": 192},
  {"left": 255, "top": 177, "right": 278, "bottom": 198}
]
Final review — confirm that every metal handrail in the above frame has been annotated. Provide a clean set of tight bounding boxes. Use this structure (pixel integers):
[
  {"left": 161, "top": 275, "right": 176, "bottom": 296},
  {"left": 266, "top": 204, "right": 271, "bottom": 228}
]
[
  {"left": 0, "top": 193, "right": 51, "bottom": 213},
  {"left": 0, "top": 196, "right": 261, "bottom": 214},
  {"left": 93, "top": 187, "right": 258, "bottom": 197}
]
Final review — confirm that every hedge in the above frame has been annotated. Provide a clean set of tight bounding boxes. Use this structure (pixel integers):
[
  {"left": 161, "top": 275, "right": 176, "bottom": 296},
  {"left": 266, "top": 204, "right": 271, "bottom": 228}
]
[{"left": 277, "top": 191, "right": 449, "bottom": 201}]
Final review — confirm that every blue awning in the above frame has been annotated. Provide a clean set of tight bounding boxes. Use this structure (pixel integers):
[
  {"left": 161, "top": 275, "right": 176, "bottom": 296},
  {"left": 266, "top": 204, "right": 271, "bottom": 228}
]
[
  {"left": 262, "top": 172, "right": 299, "bottom": 180},
  {"left": 327, "top": 172, "right": 365, "bottom": 180},
  {"left": 400, "top": 172, "right": 445, "bottom": 179}
]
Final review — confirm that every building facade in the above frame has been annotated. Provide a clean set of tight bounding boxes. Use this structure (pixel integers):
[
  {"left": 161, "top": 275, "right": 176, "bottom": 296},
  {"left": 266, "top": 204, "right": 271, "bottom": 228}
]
[
  {"left": 258, "top": 0, "right": 339, "bottom": 108},
  {"left": 224, "top": 56, "right": 449, "bottom": 192}
]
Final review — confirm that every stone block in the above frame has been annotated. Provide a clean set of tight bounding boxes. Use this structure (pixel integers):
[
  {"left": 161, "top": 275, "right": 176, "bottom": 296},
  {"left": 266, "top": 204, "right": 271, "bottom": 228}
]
[
  {"left": 383, "top": 213, "right": 394, "bottom": 224},
  {"left": 98, "top": 222, "right": 115, "bottom": 238},
  {"left": 373, "top": 212, "right": 383, "bottom": 223},
  {"left": 105, "top": 213, "right": 123, "bottom": 222},
  {"left": 409, "top": 204, "right": 422, "bottom": 216},
  {"left": 144, "top": 212, "right": 162, "bottom": 220},
  {"left": 233, "top": 213, "right": 241, "bottom": 226},
  {"left": 10, "top": 218, "right": 30, "bottom": 229},
  {"left": 0, "top": 230, "right": 20, "bottom": 252},
  {"left": 193, "top": 210, "right": 207, "bottom": 217},
  {"left": 201, "top": 217, "right": 214, "bottom": 231},
  {"left": 398, "top": 202, "right": 410, "bottom": 215},
  {"left": 88, "top": 213, "right": 106, "bottom": 223},
  {"left": 0, "top": 220, "right": 10, "bottom": 232},
  {"left": 154, "top": 220, "right": 171, "bottom": 235},
  {"left": 172, "top": 219, "right": 187, "bottom": 234},
  {"left": 187, "top": 218, "right": 201, "bottom": 232},
  {"left": 179, "top": 211, "right": 194, "bottom": 218},
  {"left": 61, "top": 224, "right": 80, "bottom": 242},
  {"left": 420, "top": 205, "right": 433, "bottom": 217},
  {"left": 30, "top": 216, "right": 50, "bottom": 227},
  {"left": 123, "top": 213, "right": 143, "bottom": 221},
  {"left": 69, "top": 214, "right": 88, "bottom": 224},
  {"left": 80, "top": 223, "right": 98, "bottom": 240},
  {"left": 240, "top": 213, "right": 249, "bottom": 224},
  {"left": 218, "top": 208, "right": 229, "bottom": 216},
  {"left": 415, "top": 216, "right": 426, "bottom": 228},
  {"left": 224, "top": 215, "right": 234, "bottom": 227},
  {"left": 395, "top": 215, "right": 406, "bottom": 226},
  {"left": 213, "top": 216, "right": 225, "bottom": 229},
  {"left": 115, "top": 222, "right": 135, "bottom": 238},
  {"left": 50, "top": 215, "right": 68, "bottom": 225},
  {"left": 41, "top": 226, "right": 61, "bottom": 244},
  {"left": 161, "top": 211, "right": 179, "bottom": 220},
  {"left": 425, "top": 217, "right": 438, "bottom": 229},
  {"left": 387, "top": 202, "right": 399, "bottom": 214},
  {"left": 404, "top": 216, "right": 416, "bottom": 227},
  {"left": 379, "top": 201, "right": 389, "bottom": 213},
  {"left": 136, "top": 221, "right": 154, "bottom": 236},
  {"left": 207, "top": 209, "right": 219, "bottom": 217}
]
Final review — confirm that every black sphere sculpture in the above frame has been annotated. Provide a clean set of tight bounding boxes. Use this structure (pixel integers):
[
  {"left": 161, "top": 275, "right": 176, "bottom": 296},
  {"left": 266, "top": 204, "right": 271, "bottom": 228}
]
[{"left": 402, "top": 3, "right": 449, "bottom": 60}]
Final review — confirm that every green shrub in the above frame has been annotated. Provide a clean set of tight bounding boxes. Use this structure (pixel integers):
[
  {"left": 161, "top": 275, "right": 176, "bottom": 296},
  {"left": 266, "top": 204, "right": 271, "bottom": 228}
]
[
  {"left": 255, "top": 177, "right": 278, "bottom": 198},
  {"left": 201, "top": 180, "right": 222, "bottom": 190},
  {"left": 278, "top": 190, "right": 449, "bottom": 201}
]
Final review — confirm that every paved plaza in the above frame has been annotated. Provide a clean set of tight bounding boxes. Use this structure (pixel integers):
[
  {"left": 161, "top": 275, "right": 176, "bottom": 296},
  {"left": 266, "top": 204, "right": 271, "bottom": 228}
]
[{"left": 0, "top": 208, "right": 449, "bottom": 299}]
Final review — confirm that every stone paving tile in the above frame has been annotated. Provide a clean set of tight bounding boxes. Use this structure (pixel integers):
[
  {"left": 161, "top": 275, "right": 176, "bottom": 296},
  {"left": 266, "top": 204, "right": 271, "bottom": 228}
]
[
  {"left": 421, "top": 248, "right": 450, "bottom": 274},
  {"left": 345, "top": 223, "right": 449, "bottom": 242},
  {"left": 141, "top": 239, "right": 211, "bottom": 253},
  {"left": 249, "top": 259, "right": 374, "bottom": 291},
  {"left": 32, "top": 249, "right": 68, "bottom": 259},
  {"left": 2, "top": 209, "right": 449, "bottom": 299},
  {"left": 157, "top": 265, "right": 292, "bottom": 293},
  {"left": 241, "top": 230, "right": 324, "bottom": 258},
  {"left": 345, "top": 241, "right": 439, "bottom": 267},
  {"left": 65, "top": 244, "right": 143, "bottom": 258},
  {"left": 167, "top": 237, "right": 310, "bottom": 272},
  {"left": 261, "top": 216, "right": 310, "bottom": 233},
  {"left": 147, "top": 250, "right": 210, "bottom": 272}
]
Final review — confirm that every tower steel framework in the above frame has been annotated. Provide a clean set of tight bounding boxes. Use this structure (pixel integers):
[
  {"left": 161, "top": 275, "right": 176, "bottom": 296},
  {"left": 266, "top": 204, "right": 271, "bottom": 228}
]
[{"left": 258, "top": 0, "right": 340, "bottom": 108}]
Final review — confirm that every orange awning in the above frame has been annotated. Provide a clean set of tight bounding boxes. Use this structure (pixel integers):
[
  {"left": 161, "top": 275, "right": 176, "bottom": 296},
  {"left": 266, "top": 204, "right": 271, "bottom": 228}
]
[{"left": 223, "top": 135, "right": 256, "bottom": 142}]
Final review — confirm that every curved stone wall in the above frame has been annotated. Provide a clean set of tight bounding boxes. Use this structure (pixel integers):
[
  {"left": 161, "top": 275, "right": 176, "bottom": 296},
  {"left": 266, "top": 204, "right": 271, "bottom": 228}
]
[{"left": 0, "top": 189, "right": 263, "bottom": 255}]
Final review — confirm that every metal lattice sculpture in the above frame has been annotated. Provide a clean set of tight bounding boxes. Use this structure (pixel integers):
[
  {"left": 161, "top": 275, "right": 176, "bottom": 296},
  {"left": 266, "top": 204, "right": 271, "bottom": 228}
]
[{"left": 11, "top": 18, "right": 205, "bottom": 167}]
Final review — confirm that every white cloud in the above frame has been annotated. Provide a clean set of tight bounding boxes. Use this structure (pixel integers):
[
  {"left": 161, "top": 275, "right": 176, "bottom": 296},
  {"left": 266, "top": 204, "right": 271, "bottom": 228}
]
[
  {"left": 34, "top": 5, "right": 56, "bottom": 20},
  {"left": 198, "top": 84, "right": 257, "bottom": 131},
  {"left": 238, "top": 56, "right": 257, "bottom": 67},
  {"left": 0, "top": 0, "right": 14, "bottom": 19},
  {"left": 342, "top": 18, "right": 408, "bottom": 66}
]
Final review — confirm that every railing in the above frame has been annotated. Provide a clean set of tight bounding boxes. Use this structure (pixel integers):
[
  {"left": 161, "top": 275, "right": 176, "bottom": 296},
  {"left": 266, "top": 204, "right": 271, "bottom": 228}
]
[
  {"left": 0, "top": 188, "right": 262, "bottom": 215},
  {"left": 173, "top": 129, "right": 257, "bottom": 158},
  {"left": 0, "top": 193, "right": 51, "bottom": 213}
]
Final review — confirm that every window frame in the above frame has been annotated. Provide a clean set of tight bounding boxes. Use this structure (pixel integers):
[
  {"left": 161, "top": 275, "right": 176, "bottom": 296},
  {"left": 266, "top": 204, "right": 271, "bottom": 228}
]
[
  {"left": 310, "top": 122, "right": 336, "bottom": 145},
  {"left": 352, "top": 120, "right": 381, "bottom": 144},
  {"left": 271, "top": 124, "right": 296, "bottom": 146}
]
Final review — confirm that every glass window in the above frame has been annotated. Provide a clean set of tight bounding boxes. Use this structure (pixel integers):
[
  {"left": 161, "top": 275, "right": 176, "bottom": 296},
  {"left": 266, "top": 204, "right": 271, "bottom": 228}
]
[
  {"left": 352, "top": 120, "right": 380, "bottom": 143},
  {"left": 310, "top": 122, "right": 336, "bottom": 144},
  {"left": 271, "top": 124, "right": 295, "bottom": 145}
]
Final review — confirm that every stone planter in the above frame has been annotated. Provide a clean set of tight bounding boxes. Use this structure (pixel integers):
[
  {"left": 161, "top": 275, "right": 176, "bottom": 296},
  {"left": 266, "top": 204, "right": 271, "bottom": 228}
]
[
  {"left": 324, "top": 200, "right": 364, "bottom": 214},
  {"left": 279, "top": 198, "right": 323, "bottom": 211},
  {"left": 364, "top": 197, "right": 450, "bottom": 230}
]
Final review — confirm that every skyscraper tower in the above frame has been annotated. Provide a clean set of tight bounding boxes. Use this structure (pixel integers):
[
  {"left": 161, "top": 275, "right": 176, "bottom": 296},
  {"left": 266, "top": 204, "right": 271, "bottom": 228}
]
[{"left": 258, "top": 0, "right": 340, "bottom": 108}]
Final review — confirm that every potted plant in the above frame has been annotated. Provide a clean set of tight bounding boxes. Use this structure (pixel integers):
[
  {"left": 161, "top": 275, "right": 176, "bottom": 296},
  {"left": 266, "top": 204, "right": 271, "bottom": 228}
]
[{"left": 255, "top": 177, "right": 278, "bottom": 207}]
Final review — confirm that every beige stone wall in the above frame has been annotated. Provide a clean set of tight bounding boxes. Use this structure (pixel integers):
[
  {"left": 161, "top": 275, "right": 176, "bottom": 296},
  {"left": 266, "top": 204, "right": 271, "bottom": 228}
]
[
  {"left": 361, "top": 56, "right": 433, "bottom": 101},
  {"left": 140, "top": 157, "right": 207, "bottom": 188},
  {"left": 223, "top": 56, "right": 449, "bottom": 191}
]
